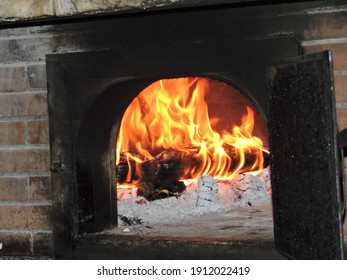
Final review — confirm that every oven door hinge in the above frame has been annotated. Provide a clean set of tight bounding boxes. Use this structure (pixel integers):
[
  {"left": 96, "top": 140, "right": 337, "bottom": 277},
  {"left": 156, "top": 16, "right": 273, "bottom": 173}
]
[{"left": 51, "top": 161, "right": 66, "bottom": 173}]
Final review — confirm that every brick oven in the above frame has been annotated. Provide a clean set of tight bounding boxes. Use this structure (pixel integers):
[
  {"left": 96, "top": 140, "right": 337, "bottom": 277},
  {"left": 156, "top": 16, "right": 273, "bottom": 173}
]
[{"left": 0, "top": 0, "right": 347, "bottom": 259}]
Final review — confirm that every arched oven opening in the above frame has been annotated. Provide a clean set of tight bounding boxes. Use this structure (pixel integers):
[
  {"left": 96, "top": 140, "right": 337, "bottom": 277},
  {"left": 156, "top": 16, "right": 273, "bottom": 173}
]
[
  {"left": 115, "top": 77, "right": 271, "bottom": 237},
  {"left": 75, "top": 75, "right": 271, "bottom": 234}
]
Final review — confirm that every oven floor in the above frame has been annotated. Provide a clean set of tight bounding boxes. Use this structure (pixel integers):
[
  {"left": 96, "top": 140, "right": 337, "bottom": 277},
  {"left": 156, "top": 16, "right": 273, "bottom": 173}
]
[
  {"left": 73, "top": 202, "right": 284, "bottom": 259},
  {"left": 72, "top": 200, "right": 347, "bottom": 259},
  {"left": 115, "top": 201, "right": 273, "bottom": 241}
]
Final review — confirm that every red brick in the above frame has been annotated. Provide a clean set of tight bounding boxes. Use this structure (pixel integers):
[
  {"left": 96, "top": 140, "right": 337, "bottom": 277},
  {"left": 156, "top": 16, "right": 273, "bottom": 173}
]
[
  {"left": 334, "top": 75, "right": 347, "bottom": 103},
  {"left": 0, "top": 149, "right": 50, "bottom": 173},
  {"left": 0, "top": 205, "right": 51, "bottom": 229},
  {"left": 28, "top": 64, "right": 47, "bottom": 89},
  {"left": 27, "top": 120, "right": 49, "bottom": 144},
  {"left": 0, "top": 177, "right": 27, "bottom": 201},
  {"left": 304, "top": 43, "right": 347, "bottom": 71},
  {"left": 29, "top": 176, "right": 52, "bottom": 201},
  {"left": 303, "top": 13, "right": 347, "bottom": 41},
  {"left": 0, "top": 122, "right": 25, "bottom": 145},
  {"left": 0, "top": 66, "right": 26, "bottom": 92},
  {"left": 0, "top": 36, "right": 54, "bottom": 63},
  {"left": 0, "top": 92, "right": 47, "bottom": 117},
  {"left": 0, "top": 232, "right": 32, "bottom": 256},
  {"left": 336, "top": 108, "right": 347, "bottom": 130}
]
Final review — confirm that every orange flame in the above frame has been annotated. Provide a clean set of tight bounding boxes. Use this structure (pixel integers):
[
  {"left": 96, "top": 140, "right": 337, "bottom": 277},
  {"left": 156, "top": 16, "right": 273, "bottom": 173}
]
[{"left": 116, "top": 77, "right": 268, "bottom": 187}]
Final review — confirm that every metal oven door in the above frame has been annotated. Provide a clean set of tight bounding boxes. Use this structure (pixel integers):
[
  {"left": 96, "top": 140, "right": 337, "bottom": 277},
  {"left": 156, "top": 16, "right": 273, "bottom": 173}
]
[{"left": 268, "top": 51, "right": 345, "bottom": 259}]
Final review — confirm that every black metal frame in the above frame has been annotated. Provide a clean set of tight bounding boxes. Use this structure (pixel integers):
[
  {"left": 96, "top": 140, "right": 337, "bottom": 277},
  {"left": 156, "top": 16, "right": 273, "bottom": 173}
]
[
  {"left": 47, "top": 37, "right": 298, "bottom": 258},
  {"left": 268, "top": 51, "right": 345, "bottom": 259}
]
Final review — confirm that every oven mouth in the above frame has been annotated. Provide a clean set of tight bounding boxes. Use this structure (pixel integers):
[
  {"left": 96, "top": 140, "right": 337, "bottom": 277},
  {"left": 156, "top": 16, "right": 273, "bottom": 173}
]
[
  {"left": 46, "top": 32, "right": 345, "bottom": 259},
  {"left": 46, "top": 36, "right": 299, "bottom": 259},
  {"left": 115, "top": 76, "right": 269, "bottom": 190},
  {"left": 113, "top": 76, "right": 271, "bottom": 240},
  {"left": 75, "top": 74, "right": 271, "bottom": 234}
]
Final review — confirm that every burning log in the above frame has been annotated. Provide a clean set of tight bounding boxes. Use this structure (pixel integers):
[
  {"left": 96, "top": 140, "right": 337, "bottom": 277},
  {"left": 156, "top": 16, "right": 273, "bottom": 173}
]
[
  {"left": 117, "top": 147, "right": 269, "bottom": 185},
  {"left": 116, "top": 79, "right": 270, "bottom": 203},
  {"left": 116, "top": 151, "right": 141, "bottom": 184},
  {"left": 118, "top": 214, "right": 143, "bottom": 226},
  {"left": 116, "top": 147, "right": 269, "bottom": 201},
  {"left": 136, "top": 177, "right": 186, "bottom": 201}
]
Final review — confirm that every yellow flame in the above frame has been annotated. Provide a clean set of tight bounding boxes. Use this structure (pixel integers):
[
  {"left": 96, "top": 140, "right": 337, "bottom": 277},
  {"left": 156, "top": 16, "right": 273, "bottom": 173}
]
[{"left": 116, "top": 77, "right": 268, "bottom": 187}]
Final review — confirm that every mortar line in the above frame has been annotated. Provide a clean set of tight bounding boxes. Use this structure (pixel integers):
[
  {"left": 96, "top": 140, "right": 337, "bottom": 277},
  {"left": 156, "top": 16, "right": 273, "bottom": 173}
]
[
  {"left": 0, "top": 144, "right": 50, "bottom": 150},
  {"left": 0, "top": 90, "right": 47, "bottom": 96},
  {"left": 0, "top": 201, "right": 52, "bottom": 206},
  {"left": 0, "top": 61, "right": 46, "bottom": 67},
  {"left": 0, "top": 229, "right": 52, "bottom": 233},
  {"left": 0, "top": 29, "right": 89, "bottom": 42},
  {"left": 302, "top": 37, "right": 347, "bottom": 46},
  {"left": 335, "top": 70, "right": 347, "bottom": 76},
  {"left": 0, "top": 172, "right": 51, "bottom": 178},
  {"left": 0, "top": 174, "right": 28, "bottom": 178},
  {"left": 0, "top": 34, "right": 53, "bottom": 41},
  {"left": 0, "top": 89, "right": 47, "bottom": 93},
  {"left": 336, "top": 103, "right": 347, "bottom": 109},
  {"left": 0, "top": 116, "right": 48, "bottom": 122}
]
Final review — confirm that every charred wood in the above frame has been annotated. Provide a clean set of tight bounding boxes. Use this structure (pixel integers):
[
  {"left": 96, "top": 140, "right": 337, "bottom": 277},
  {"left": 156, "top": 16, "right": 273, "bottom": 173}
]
[
  {"left": 118, "top": 215, "right": 143, "bottom": 226},
  {"left": 116, "top": 151, "right": 143, "bottom": 183},
  {"left": 116, "top": 148, "right": 269, "bottom": 201},
  {"left": 137, "top": 176, "right": 186, "bottom": 201}
]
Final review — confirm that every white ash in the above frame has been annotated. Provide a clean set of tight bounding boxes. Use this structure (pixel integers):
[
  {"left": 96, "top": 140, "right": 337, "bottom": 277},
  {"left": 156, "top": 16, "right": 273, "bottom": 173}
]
[
  {"left": 196, "top": 174, "right": 218, "bottom": 211},
  {"left": 117, "top": 187, "right": 139, "bottom": 201},
  {"left": 117, "top": 167, "right": 271, "bottom": 227},
  {"left": 217, "top": 169, "right": 271, "bottom": 207}
]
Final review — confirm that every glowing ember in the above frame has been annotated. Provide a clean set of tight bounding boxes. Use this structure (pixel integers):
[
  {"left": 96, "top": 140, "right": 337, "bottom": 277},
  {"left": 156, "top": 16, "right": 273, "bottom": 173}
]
[{"left": 116, "top": 77, "right": 269, "bottom": 189}]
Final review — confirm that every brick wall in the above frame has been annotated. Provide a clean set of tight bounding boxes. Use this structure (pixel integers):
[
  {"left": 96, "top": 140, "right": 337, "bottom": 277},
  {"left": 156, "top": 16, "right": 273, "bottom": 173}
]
[
  {"left": 0, "top": 3, "right": 347, "bottom": 258},
  {"left": 0, "top": 27, "right": 55, "bottom": 257},
  {"left": 0, "top": 23, "right": 99, "bottom": 257}
]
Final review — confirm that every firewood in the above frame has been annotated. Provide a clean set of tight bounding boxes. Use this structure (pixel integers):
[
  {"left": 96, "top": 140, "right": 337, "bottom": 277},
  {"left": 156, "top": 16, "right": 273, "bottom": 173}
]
[
  {"left": 137, "top": 179, "right": 186, "bottom": 201},
  {"left": 116, "top": 148, "right": 269, "bottom": 188}
]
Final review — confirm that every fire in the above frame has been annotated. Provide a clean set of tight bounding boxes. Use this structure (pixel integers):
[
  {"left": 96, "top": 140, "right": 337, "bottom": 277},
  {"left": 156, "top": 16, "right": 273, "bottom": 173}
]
[{"left": 116, "top": 77, "right": 269, "bottom": 188}]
